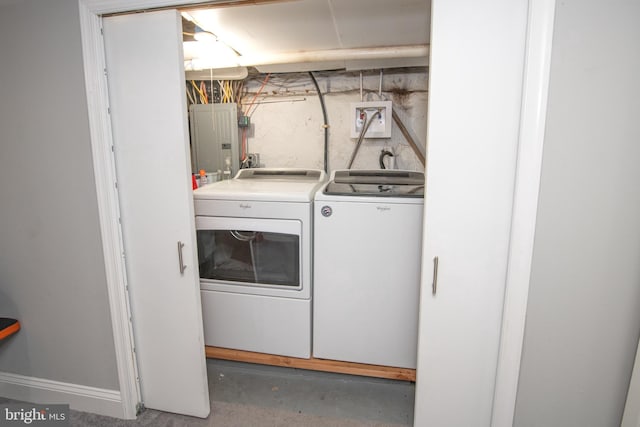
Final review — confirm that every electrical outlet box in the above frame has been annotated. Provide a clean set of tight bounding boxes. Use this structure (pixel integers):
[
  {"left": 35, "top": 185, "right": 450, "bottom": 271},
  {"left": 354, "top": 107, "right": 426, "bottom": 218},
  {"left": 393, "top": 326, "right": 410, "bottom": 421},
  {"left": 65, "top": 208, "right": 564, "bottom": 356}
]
[
  {"left": 350, "top": 101, "right": 392, "bottom": 138},
  {"left": 246, "top": 153, "right": 260, "bottom": 168}
]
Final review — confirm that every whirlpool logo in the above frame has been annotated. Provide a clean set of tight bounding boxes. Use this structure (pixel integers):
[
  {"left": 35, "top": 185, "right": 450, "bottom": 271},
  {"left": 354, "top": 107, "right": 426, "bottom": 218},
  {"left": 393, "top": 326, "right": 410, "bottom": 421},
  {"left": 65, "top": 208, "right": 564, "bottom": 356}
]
[{"left": 320, "top": 205, "right": 333, "bottom": 217}]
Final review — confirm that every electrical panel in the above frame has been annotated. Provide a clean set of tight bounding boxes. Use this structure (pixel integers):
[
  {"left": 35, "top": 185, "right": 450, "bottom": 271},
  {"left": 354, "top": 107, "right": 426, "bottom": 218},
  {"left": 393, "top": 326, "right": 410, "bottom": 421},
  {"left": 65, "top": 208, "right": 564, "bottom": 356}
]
[
  {"left": 189, "top": 103, "right": 239, "bottom": 175},
  {"left": 350, "top": 101, "right": 392, "bottom": 138}
]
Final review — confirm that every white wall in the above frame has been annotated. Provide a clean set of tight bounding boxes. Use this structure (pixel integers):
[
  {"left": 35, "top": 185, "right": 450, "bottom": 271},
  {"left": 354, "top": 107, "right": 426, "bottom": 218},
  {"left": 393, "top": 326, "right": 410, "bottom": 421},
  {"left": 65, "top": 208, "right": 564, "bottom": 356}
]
[
  {"left": 0, "top": 0, "right": 119, "bottom": 391},
  {"left": 239, "top": 70, "right": 427, "bottom": 173},
  {"left": 515, "top": 0, "right": 640, "bottom": 425}
]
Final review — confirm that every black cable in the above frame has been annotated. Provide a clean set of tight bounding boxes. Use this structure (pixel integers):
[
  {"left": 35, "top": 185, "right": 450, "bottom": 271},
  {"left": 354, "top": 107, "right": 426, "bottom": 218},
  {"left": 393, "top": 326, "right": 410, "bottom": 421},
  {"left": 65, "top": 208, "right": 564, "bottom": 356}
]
[
  {"left": 309, "top": 72, "right": 328, "bottom": 173},
  {"left": 379, "top": 149, "right": 394, "bottom": 169}
]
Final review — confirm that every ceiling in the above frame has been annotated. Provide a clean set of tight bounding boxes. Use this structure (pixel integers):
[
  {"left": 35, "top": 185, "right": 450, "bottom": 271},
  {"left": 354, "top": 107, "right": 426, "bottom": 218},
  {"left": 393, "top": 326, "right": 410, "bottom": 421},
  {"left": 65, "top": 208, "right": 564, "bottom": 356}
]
[{"left": 182, "top": 0, "right": 430, "bottom": 73}]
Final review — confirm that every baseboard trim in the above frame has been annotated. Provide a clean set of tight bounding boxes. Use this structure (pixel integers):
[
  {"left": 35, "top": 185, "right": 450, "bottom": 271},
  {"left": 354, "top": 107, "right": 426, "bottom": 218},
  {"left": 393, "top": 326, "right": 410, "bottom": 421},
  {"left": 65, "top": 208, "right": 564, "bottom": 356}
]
[{"left": 0, "top": 372, "right": 125, "bottom": 419}]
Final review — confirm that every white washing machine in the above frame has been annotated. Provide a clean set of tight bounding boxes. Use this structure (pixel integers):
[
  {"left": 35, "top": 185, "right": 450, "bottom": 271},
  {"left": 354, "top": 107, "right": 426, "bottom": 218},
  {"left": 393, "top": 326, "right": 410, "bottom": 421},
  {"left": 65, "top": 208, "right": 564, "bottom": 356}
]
[
  {"left": 193, "top": 168, "right": 326, "bottom": 358},
  {"left": 313, "top": 169, "right": 424, "bottom": 369}
]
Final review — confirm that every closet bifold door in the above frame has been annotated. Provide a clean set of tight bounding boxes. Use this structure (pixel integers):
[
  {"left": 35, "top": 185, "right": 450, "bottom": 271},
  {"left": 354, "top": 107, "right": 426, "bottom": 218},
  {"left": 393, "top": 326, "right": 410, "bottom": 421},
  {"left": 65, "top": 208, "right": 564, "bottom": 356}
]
[
  {"left": 413, "top": 0, "right": 528, "bottom": 425},
  {"left": 102, "top": 9, "right": 210, "bottom": 418}
]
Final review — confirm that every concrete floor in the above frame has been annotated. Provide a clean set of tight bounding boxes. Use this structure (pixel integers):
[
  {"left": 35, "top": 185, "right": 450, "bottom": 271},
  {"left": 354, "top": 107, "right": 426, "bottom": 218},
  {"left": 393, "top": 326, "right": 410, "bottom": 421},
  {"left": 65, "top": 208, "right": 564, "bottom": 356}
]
[
  {"left": 209, "top": 358, "right": 415, "bottom": 425},
  {"left": 1, "top": 359, "right": 415, "bottom": 426}
]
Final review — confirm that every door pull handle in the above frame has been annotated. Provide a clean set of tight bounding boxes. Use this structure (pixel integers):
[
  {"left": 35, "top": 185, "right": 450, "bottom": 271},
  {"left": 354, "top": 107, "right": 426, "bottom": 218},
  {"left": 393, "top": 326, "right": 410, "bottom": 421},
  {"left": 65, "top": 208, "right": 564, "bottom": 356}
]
[
  {"left": 177, "top": 241, "right": 187, "bottom": 275},
  {"left": 432, "top": 256, "right": 439, "bottom": 296}
]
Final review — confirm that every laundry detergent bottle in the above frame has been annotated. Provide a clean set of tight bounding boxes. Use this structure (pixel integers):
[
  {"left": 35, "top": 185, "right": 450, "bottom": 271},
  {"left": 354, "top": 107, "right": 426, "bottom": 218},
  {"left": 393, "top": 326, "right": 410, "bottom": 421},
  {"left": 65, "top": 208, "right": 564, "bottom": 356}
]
[{"left": 199, "top": 169, "right": 208, "bottom": 186}]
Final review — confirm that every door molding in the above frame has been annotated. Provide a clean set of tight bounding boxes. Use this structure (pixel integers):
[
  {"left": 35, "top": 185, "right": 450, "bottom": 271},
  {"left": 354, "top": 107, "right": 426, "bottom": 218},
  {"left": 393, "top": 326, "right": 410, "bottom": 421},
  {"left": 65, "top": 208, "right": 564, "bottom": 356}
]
[
  {"left": 78, "top": 1, "right": 138, "bottom": 419},
  {"left": 491, "top": 0, "right": 556, "bottom": 425},
  {"left": 78, "top": 0, "right": 245, "bottom": 419},
  {"left": 78, "top": 0, "right": 555, "bottom": 422}
]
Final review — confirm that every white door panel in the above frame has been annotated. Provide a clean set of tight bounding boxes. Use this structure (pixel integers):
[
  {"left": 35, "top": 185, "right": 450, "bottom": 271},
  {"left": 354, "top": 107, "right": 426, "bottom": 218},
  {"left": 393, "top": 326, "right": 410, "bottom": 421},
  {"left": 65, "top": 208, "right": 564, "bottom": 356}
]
[
  {"left": 414, "top": 0, "right": 528, "bottom": 425},
  {"left": 103, "top": 10, "right": 210, "bottom": 418}
]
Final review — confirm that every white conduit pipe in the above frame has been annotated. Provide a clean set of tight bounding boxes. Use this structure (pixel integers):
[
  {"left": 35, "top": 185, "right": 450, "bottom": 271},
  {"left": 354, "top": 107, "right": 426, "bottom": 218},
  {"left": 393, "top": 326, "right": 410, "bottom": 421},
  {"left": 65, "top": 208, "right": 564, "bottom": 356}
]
[{"left": 236, "top": 44, "right": 429, "bottom": 67}]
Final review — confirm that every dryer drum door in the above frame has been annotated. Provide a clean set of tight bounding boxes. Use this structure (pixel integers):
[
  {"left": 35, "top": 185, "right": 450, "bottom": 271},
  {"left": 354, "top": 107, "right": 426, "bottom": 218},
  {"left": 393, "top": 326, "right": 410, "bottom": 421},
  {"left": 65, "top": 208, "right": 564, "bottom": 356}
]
[{"left": 195, "top": 216, "right": 301, "bottom": 289}]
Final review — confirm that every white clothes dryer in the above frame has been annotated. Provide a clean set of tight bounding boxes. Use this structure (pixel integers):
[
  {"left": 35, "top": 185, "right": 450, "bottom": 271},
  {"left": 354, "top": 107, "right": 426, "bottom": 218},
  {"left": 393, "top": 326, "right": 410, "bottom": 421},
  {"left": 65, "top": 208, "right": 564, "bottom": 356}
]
[
  {"left": 313, "top": 169, "right": 424, "bottom": 368},
  {"left": 193, "top": 168, "right": 326, "bottom": 358}
]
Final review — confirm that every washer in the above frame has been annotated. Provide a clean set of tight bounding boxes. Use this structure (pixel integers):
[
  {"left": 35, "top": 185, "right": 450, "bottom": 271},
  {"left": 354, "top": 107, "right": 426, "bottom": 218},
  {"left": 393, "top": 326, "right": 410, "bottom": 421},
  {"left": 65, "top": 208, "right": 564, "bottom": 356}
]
[
  {"left": 193, "top": 168, "right": 326, "bottom": 358},
  {"left": 313, "top": 169, "right": 424, "bottom": 368}
]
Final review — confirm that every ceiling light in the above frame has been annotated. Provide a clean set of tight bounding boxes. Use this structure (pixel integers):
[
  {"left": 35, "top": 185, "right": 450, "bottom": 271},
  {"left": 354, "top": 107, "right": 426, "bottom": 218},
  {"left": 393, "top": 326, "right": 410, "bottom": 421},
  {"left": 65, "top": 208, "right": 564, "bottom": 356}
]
[
  {"left": 194, "top": 25, "right": 217, "bottom": 43},
  {"left": 183, "top": 39, "right": 240, "bottom": 70}
]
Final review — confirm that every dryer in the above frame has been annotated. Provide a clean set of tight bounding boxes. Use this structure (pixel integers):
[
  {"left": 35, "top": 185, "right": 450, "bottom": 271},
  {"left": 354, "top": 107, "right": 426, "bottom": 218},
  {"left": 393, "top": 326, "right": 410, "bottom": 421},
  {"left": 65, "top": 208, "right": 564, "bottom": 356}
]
[
  {"left": 193, "top": 168, "right": 326, "bottom": 358},
  {"left": 313, "top": 169, "right": 424, "bottom": 368}
]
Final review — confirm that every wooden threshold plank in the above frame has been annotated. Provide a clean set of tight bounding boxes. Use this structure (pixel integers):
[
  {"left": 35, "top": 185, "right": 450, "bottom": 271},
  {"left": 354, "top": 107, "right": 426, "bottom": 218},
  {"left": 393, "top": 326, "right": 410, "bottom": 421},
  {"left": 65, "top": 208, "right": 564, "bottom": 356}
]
[{"left": 205, "top": 346, "right": 416, "bottom": 382}]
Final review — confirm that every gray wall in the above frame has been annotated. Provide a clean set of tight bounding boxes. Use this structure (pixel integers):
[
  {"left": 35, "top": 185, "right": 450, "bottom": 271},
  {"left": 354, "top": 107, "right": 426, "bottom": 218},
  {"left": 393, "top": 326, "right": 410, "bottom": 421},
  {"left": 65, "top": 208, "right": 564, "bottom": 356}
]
[
  {"left": 3, "top": 0, "right": 639, "bottom": 419},
  {"left": 0, "top": 0, "right": 119, "bottom": 390},
  {"left": 515, "top": 0, "right": 640, "bottom": 425}
]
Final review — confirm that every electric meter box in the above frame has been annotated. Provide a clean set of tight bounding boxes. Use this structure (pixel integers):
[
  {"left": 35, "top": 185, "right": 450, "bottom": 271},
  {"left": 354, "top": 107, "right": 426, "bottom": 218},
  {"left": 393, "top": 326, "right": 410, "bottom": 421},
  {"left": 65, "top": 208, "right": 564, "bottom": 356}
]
[{"left": 189, "top": 103, "right": 239, "bottom": 175}]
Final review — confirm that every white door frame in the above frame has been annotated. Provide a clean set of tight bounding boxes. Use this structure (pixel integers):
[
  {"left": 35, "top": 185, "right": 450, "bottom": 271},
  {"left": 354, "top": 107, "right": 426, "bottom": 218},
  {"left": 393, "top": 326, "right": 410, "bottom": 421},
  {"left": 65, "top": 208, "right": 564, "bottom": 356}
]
[
  {"left": 78, "top": 0, "right": 555, "bottom": 422},
  {"left": 491, "top": 0, "right": 556, "bottom": 425}
]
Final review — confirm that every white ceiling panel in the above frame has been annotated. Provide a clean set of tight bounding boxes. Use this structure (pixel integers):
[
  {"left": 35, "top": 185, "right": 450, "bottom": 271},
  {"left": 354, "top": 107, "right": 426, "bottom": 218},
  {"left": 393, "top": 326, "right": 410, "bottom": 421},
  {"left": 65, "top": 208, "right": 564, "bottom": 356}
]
[
  {"left": 190, "top": 1, "right": 341, "bottom": 55},
  {"left": 185, "top": 0, "right": 430, "bottom": 71},
  {"left": 329, "top": 0, "right": 430, "bottom": 47}
]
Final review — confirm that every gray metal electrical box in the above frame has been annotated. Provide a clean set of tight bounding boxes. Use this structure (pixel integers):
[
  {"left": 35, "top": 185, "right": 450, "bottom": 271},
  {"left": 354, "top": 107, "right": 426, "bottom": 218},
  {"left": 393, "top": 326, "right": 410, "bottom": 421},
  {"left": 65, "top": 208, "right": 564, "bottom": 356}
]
[{"left": 189, "top": 103, "right": 239, "bottom": 175}]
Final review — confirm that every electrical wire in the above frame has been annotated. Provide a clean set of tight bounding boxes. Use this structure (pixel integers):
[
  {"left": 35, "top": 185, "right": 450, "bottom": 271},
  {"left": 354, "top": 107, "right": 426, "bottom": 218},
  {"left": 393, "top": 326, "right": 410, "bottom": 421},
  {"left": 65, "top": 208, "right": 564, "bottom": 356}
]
[
  {"left": 217, "top": 81, "right": 225, "bottom": 103},
  {"left": 199, "top": 81, "right": 208, "bottom": 103},
  {"left": 185, "top": 86, "right": 196, "bottom": 105},
  {"left": 309, "top": 71, "right": 329, "bottom": 173},
  {"left": 233, "top": 80, "right": 244, "bottom": 105},
  {"left": 222, "top": 81, "right": 229, "bottom": 103},
  {"left": 192, "top": 85, "right": 199, "bottom": 104},
  {"left": 209, "top": 68, "right": 214, "bottom": 106},
  {"left": 245, "top": 73, "right": 271, "bottom": 117},
  {"left": 189, "top": 80, "right": 206, "bottom": 104},
  {"left": 220, "top": 80, "right": 233, "bottom": 103},
  {"left": 379, "top": 149, "right": 394, "bottom": 169}
]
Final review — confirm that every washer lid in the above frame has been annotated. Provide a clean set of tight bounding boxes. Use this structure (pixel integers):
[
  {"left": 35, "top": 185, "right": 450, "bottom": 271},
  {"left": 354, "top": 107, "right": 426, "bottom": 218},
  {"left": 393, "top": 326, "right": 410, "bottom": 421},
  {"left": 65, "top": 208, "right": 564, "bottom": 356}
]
[
  {"left": 324, "top": 169, "right": 425, "bottom": 197},
  {"left": 235, "top": 168, "right": 324, "bottom": 181}
]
